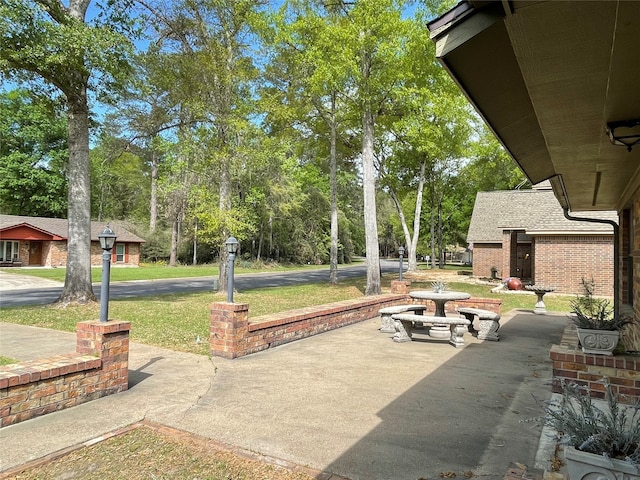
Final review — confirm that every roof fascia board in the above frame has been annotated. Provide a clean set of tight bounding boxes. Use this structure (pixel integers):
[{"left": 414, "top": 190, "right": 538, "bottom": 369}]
[
  {"left": 432, "top": 10, "right": 502, "bottom": 58},
  {"left": 0, "top": 222, "right": 64, "bottom": 240},
  {"left": 526, "top": 230, "right": 613, "bottom": 236}
]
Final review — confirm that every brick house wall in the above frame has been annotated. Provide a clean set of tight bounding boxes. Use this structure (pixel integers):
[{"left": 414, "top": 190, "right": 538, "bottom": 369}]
[
  {"left": 47, "top": 241, "right": 67, "bottom": 267},
  {"left": 90, "top": 243, "right": 140, "bottom": 266},
  {"left": 633, "top": 190, "right": 640, "bottom": 320},
  {"left": 472, "top": 235, "right": 613, "bottom": 296},
  {"left": 471, "top": 243, "right": 502, "bottom": 279},
  {"left": 534, "top": 235, "right": 614, "bottom": 296},
  {"left": 21, "top": 241, "right": 141, "bottom": 267}
]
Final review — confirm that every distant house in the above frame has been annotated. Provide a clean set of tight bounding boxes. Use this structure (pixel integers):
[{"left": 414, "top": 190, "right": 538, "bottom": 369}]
[
  {"left": 467, "top": 183, "right": 617, "bottom": 296},
  {"left": 0, "top": 215, "right": 145, "bottom": 267}
]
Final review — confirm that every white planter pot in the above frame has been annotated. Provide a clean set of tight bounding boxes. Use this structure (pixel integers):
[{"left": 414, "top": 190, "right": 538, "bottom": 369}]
[
  {"left": 576, "top": 328, "right": 619, "bottom": 355},
  {"left": 565, "top": 446, "right": 640, "bottom": 480}
]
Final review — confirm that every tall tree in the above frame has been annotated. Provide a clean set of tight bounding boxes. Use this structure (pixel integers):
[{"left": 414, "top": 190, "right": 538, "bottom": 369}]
[
  {"left": 102, "top": 49, "right": 181, "bottom": 233},
  {"left": 378, "top": 7, "right": 472, "bottom": 271},
  {"left": 0, "top": 90, "right": 68, "bottom": 217},
  {"left": 330, "top": 0, "right": 409, "bottom": 295},
  {"left": 141, "top": 0, "right": 262, "bottom": 289},
  {"left": 261, "top": 1, "right": 357, "bottom": 283},
  {"left": 1, "top": 0, "right": 135, "bottom": 304}
]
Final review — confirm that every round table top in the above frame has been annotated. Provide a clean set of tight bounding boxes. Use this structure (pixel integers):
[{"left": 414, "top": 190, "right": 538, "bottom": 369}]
[{"left": 409, "top": 290, "right": 471, "bottom": 301}]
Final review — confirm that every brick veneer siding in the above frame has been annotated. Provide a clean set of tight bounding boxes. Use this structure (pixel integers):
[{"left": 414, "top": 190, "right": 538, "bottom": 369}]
[
  {"left": 550, "top": 324, "right": 640, "bottom": 403},
  {"left": 472, "top": 243, "right": 503, "bottom": 279},
  {"left": 627, "top": 187, "right": 640, "bottom": 351},
  {"left": 47, "top": 240, "right": 67, "bottom": 267},
  {"left": 620, "top": 208, "right": 631, "bottom": 305},
  {"left": 90, "top": 242, "right": 140, "bottom": 266},
  {"left": 210, "top": 293, "right": 502, "bottom": 359},
  {"left": 12, "top": 241, "right": 140, "bottom": 267},
  {"left": 0, "top": 320, "right": 130, "bottom": 427},
  {"left": 534, "top": 235, "right": 614, "bottom": 296},
  {"left": 633, "top": 189, "right": 640, "bottom": 321}
]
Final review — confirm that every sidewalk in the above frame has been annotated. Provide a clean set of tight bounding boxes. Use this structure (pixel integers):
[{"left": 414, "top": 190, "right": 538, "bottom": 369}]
[{"left": 0, "top": 311, "right": 565, "bottom": 479}]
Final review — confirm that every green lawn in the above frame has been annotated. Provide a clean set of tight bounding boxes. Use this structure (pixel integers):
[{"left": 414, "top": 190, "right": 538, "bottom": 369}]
[{"left": 0, "top": 279, "right": 372, "bottom": 355}]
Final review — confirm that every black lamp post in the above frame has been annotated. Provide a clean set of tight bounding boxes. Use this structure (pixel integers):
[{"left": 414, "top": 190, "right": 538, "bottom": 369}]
[
  {"left": 225, "top": 236, "right": 239, "bottom": 303},
  {"left": 98, "top": 225, "right": 117, "bottom": 322},
  {"left": 398, "top": 246, "right": 405, "bottom": 281}
]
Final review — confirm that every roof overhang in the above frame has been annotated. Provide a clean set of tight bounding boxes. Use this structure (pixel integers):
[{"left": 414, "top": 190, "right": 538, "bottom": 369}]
[
  {"left": 428, "top": 0, "right": 640, "bottom": 212},
  {"left": 0, "top": 223, "right": 64, "bottom": 241}
]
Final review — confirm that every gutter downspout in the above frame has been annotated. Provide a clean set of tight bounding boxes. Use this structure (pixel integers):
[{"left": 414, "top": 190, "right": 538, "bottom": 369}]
[{"left": 562, "top": 208, "right": 619, "bottom": 319}]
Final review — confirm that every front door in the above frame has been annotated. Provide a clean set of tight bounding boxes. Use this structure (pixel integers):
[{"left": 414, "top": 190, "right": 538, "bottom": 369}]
[
  {"left": 29, "top": 242, "right": 42, "bottom": 266},
  {"left": 516, "top": 244, "right": 532, "bottom": 281}
]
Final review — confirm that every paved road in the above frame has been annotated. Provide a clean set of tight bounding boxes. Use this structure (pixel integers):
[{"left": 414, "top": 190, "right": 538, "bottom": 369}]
[{"left": 0, "top": 260, "right": 401, "bottom": 308}]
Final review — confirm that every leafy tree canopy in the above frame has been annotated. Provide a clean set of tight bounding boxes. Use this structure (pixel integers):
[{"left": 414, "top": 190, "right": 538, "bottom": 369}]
[{"left": 0, "top": 89, "right": 68, "bottom": 217}]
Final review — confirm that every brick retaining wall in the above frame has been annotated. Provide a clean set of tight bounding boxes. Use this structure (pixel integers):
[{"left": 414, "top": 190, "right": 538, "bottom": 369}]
[
  {"left": 0, "top": 320, "right": 131, "bottom": 427},
  {"left": 550, "top": 324, "right": 640, "bottom": 403},
  {"left": 210, "top": 294, "right": 408, "bottom": 359},
  {"left": 210, "top": 290, "right": 503, "bottom": 359}
]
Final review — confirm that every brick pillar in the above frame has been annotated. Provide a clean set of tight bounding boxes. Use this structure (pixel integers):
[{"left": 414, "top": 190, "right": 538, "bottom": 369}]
[
  {"left": 210, "top": 302, "right": 249, "bottom": 359},
  {"left": 76, "top": 320, "right": 130, "bottom": 394},
  {"left": 390, "top": 280, "right": 411, "bottom": 294}
]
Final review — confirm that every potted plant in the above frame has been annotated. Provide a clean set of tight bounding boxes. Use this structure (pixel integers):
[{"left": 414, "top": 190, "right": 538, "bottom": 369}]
[
  {"left": 570, "top": 278, "right": 631, "bottom": 355},
  {"left": 545, "top": 379, "right": 640, "bottom": 479}
]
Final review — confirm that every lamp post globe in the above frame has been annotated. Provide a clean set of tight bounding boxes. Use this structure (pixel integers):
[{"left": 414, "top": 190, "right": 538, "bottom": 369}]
[{"left": 98, "top": 225, "right": 117, "bottom": 322}]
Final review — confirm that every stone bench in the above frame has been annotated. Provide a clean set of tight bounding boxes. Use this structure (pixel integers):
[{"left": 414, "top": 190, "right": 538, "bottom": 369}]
[
  {"left": 379, "top": 305, "right": 427, "bottom": 333},
  {"left": 457, "top": 307, "right": 500, "bottom": 341},
  {"left": 391, "top": 313, "right": 470, "bottom": 348}
]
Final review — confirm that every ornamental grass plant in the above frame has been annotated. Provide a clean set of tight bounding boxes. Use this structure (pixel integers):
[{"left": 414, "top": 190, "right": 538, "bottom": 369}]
[
  {"left": 569, "top": 278, "right": 632, "bottom": 331},
  {"left": 545, "top": 379, "right": 640, "bottom": 465}
]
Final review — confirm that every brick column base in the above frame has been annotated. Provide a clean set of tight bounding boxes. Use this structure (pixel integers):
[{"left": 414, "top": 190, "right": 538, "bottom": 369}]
[
  {"left": 210, "top": 303, "right": 250, "bottom": 359},
  {"left": 391, "top": 280, "right": 411, "bottom": 294},
  {"left": 76, "top": 320, "right": 130, "bottom": 393}
]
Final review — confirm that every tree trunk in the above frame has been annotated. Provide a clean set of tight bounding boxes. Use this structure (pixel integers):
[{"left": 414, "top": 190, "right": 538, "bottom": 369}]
[
  {"left": 362, "top": 107, "right": 381, "bottom": 295},
  {"left": 437, "top": 199, "right": 445, "bottom": 269},
  {"left": 329, "top": 93, "right": 339, "bottom": 285},
  {"left": 150, "top": 149, "right": 158, "bottom": 232},
  {"left": 430, "top": 205, "right": 436, "bottom": 269},
  {"left": 389, "top": 160, "right": 426, "bottom": 273},
  {"left": 169, "top": 216, "right": 179, "bottom": 266},
  {"left": 58, "top": 88, "right": 95, "bottom": 305},
  {"left": 218, "top": 153, "right": 232, "bottom": 295},
  {"left": 192, "top": 219, "right": 198, "bottom": 265},
  {"left": 408, "top": 161, "right": 426, "bottom": 272}
]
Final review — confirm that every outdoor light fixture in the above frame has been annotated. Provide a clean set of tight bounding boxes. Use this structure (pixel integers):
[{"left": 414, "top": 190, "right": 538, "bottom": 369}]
[
  {"left": 98, "top": 225, "right": 117, "bottom": 322},
  {"left": 225, "top": 236, "right": 239, "bottom": 302},
  {"left": 398, "top": 246, "right": 405, "bottom": 281},
  {"left": 226, "top": 236, "right": 239, "bottom": 255},
  {"left": 98, "top": 225, "right": 117, "bottom": 251},
  {"left": 607, "top": 119, "right": 640, "bottom": 152}
]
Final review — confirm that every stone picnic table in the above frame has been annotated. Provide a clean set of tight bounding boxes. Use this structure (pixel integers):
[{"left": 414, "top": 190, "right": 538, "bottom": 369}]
[{"left": 408, "top": 290, "right": 471, "bottom": 339}]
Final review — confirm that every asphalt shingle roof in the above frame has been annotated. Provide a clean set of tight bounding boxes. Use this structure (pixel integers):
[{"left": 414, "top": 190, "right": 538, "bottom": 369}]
[
  {"left": 0, "top": 215, "right": 146, "bottom": 243},
  {"left": 467, "top": 185, "right": 617, "bottom": 243}
]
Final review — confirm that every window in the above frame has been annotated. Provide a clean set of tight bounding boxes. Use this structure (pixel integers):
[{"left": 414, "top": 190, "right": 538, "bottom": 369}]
[
  {"left": 115, "top": 244, "right": 125, "bottom": 263},
  {"left": 0, "top": 241, "right": 19, "bottom": 261}
]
